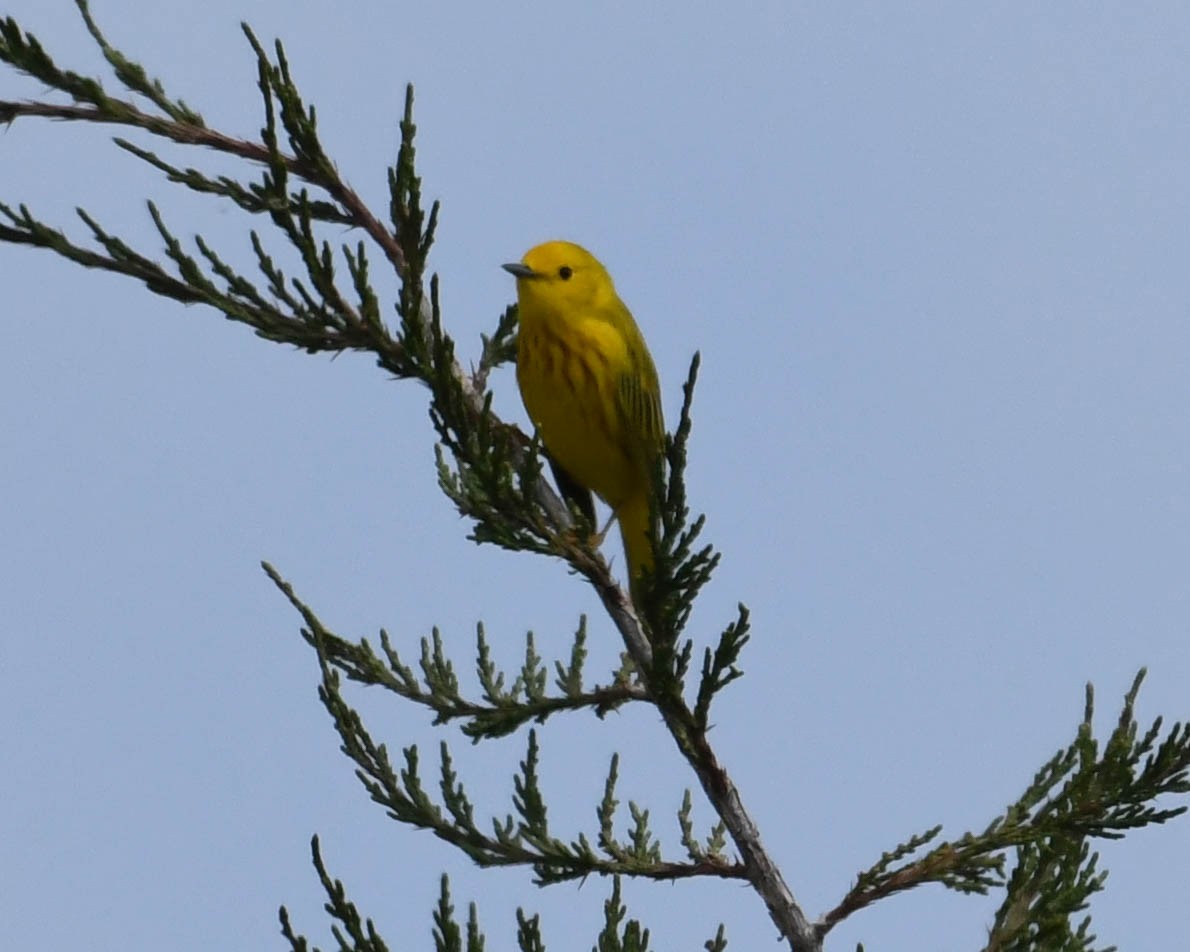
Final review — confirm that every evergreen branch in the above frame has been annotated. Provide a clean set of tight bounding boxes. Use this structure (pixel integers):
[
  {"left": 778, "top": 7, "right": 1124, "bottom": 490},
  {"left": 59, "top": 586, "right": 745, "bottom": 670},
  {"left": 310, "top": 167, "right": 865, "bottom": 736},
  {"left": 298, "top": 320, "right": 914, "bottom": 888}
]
[
  {"left": 0, "top": 201, "right": 204, "bottom": 303},
  {"left": 554, "top": 615, "right": 589, "bottom": 698},
  {"left": 585, "top": 756, "right": 677, "bottom": 874},
  {"left": 820, "top": 670, "right": 1190, "bottom": 940},
  {"left": 266, "top": 562, "right": 745, "bottom": 885},
  {"left": 114, "top": 137, "right": 360, "bottom": 223},
  {"left": 1, "top": 11, "right": 406, "bottom": 310},
  {"left": 513, "top": 731, "right": 553, "bottom": 845},
  {"left": 703, "top": 924, "right": 729, "bottom": 952},
  {"left": 280, "top": 846, "right": 491, "bottom": 952},
  {"left": 75, "top": 0, "right": 204, "bottom": 125},
  {"left": 474, "top": 304, "right": 519, "bottom": 393},
  {"left": 647, "top": 353, "right": 721, "bottom": 644},
  {"left": 598, "top": 755, "right": 625, "bottom": 861},
  {"left": 6, "top": 6, "right": 593, "bottom": 570},
  {"left": 515, "top": 909, "right": 545, "bottom": 952},
  {"left": 658, "top": 695, "right": 814, "bottom": 948},
  {"left": 280, "top": 851, "right": 666, "bottom": 952},
  {"left": 0, "top": 76, "right": 363, "bottom": 245},
  {"left": 594, "top": 877, "right": 655, "bottom": 952},
  {"left": 678, "top": 789, "right": 733, "bottom": 865},
  {"left": 3, "top": 189, "right": 404, "bottom": 365},
  {"left": 263, "top": 564, "right": 648, "bottom": 737},
  {"left": 0, "top": 9, "right": 1008, "bottom": 950},
  {"left": 694, "top": 604, "right": 751, "bottom": 730},
  {"left": 984, "top": 838, "right": 1110, "bottom": 952},
  {"left": 432, "top": 875, "right": 486, "bottom": 952},
  {"left": 279, "top": 836, "right": 392, "bottom": 952},
  {"left": 4, "top": 4, "right": 791, "bottom": 945},
  {"left": 2, "top": 0, "right": 625, "bottom": 633}
]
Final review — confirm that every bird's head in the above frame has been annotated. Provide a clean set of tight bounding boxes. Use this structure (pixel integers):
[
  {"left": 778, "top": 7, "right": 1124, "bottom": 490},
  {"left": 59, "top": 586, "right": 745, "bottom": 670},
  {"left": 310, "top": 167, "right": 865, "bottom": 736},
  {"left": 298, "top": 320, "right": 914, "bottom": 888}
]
[{"left": 503, "top": 240, "right": 616, "bottom": 313}]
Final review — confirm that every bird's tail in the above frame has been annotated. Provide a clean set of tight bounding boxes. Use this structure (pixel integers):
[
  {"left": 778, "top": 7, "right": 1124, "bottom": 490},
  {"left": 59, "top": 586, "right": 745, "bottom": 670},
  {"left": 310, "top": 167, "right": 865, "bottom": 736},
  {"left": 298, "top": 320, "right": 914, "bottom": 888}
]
[{"left": 618, "top": 491, "right": 656, "bottom": 608}]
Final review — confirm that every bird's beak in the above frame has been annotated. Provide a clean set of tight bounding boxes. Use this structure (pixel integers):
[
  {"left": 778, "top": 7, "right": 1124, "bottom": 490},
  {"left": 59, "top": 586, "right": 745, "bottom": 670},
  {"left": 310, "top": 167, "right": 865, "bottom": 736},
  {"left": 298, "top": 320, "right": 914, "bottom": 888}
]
[{"left": 502, "top": 262, "right": 539, "bottom": 279}]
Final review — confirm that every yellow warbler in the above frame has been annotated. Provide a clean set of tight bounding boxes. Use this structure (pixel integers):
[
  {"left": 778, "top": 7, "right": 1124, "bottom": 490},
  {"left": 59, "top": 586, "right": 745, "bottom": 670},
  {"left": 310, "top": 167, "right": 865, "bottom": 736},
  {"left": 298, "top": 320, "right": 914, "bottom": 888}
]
[{"left": 504, "top": 241, "right": 664, "bottom": 602}]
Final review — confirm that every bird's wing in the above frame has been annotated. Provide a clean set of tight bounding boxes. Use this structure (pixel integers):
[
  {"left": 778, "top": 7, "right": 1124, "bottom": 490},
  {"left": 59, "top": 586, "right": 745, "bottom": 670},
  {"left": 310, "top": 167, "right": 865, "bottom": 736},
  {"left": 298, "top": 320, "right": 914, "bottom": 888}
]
[{"left": 615, "top": 352, "right": 665, "bottom": 465}]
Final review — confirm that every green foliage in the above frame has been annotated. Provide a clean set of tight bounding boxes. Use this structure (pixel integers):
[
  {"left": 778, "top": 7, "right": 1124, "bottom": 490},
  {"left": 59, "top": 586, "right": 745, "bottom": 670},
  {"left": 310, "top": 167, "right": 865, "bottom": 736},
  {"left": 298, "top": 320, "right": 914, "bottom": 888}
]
[
  {"left": 648, "top": 352, "right": 721, "bottom": 645},
  {"left": 594, "top": 878, "right": 651, "bottom": 952},
  {"left": 279, "top": 837, "right": 393, "bottom": 952},
  {"left": 266, "top": 563, "right": 646, "bottom": 739},
  {"left": 264, "top": 562, "right": 745, "bottom": 887},
  {"left": 431, "top": 875, "right": 485, "bottom": 952},
  {"left": 822, "top": 670, "right": 1189, "bottom": 949},
  {"left": 278, "top": 846, "right": 669, "bottom": 952},
  {"left": 3, "top": 5, "right": 1189, "bottom": 952}
]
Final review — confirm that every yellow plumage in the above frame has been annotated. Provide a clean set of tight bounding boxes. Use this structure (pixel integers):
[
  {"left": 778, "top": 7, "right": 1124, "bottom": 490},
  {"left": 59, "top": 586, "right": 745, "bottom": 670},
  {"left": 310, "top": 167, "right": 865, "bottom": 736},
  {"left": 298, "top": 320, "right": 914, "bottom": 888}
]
[{"left": 504, "top": 241, "right": 664, "bottom": 602}]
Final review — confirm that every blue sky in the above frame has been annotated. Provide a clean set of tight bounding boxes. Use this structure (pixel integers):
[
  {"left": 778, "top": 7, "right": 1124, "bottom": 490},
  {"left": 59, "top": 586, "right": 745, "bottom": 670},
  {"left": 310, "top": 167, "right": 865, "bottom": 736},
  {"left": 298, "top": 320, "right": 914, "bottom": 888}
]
[{"left": 3, "top": 2, "right": 1188, "bottom": 949}]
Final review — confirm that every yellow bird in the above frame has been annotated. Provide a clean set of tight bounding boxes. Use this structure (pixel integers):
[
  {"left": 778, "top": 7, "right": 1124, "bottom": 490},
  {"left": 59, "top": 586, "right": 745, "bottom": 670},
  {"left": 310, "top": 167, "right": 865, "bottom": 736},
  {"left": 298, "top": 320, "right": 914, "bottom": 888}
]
[{"left": 504, "top": 241, "right": 664, "bottom": 603}]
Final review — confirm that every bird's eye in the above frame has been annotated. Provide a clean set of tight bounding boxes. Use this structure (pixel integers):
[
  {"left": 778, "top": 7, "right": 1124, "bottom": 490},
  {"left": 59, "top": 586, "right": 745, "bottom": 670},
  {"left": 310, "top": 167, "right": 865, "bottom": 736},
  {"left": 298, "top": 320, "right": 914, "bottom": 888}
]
[{"left": 558, "top": 266, "right": 573, "bottom": 280}]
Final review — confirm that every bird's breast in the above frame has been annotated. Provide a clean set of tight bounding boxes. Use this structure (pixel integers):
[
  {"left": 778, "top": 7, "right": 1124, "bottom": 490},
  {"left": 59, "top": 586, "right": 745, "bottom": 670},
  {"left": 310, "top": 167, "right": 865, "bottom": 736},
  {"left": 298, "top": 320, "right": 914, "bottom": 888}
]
[{"left": 516, "top": 318, "right": 637, "bottom": 506}]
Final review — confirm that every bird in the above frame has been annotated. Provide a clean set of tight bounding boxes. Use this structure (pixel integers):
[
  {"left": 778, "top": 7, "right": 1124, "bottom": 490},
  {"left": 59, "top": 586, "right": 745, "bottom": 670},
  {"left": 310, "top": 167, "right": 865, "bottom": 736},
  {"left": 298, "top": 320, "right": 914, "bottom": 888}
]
[{"left": 504, "top": 240, "right": 664, "bottom": 605}]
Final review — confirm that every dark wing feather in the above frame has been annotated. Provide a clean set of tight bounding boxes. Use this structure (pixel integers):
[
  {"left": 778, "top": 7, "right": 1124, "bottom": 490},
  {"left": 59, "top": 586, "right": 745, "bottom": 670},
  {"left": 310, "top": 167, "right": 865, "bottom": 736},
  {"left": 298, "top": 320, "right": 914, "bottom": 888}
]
[{"left": 616, "top": 362, "right": 665, "bottom": 467}]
